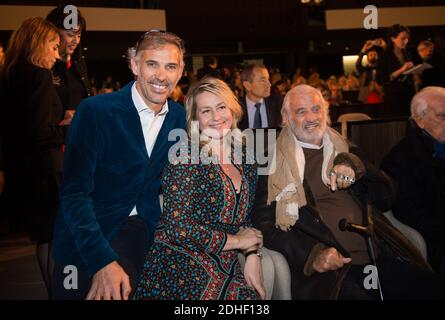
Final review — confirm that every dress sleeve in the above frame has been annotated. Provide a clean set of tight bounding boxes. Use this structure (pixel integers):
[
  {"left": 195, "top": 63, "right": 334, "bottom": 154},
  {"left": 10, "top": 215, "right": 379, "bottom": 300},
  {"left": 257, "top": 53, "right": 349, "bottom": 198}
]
[{"left": 161, "top": 162, "right": 228, "bottom": 255}]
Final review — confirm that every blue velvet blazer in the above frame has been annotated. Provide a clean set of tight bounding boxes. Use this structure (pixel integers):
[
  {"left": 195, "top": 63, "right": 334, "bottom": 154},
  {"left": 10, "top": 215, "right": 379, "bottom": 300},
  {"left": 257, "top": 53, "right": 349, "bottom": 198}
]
[{"left": 52, "top": 81, "right": 186, "bottom": 276}]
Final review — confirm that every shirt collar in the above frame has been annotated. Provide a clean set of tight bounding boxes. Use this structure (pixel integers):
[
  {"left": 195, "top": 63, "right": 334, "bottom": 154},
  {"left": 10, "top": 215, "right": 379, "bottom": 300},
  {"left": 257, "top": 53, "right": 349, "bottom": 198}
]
[
  {"left": 131, "top": 82, "right": 169, "bottom": 115},
  {"left": 246, "top": 96, "right": 264, "bottom": 109}
]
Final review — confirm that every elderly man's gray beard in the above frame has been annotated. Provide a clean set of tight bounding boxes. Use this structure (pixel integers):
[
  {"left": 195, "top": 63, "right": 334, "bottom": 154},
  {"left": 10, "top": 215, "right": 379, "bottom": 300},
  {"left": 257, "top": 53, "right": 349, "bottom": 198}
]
[{"left": 288, "top": 119, "right": 327, "bottom": 145}]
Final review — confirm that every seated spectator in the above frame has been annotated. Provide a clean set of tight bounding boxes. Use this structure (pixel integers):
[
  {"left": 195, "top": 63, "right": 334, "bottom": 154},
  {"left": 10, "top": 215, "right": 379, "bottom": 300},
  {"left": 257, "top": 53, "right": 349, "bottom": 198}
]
[
  {"left": 89, "top": 77, "right": 98, "bottom": 95},
  {"left": 381, "top": 87, "right": 445, "bottom": 273},
  {"left": 170, "top": 84, "right": 184, "bottom": 105},
  {"left": 326, "top": 75, "right": 337, "bottom": 92},
  {"left": 323, "top": 76, "right": 343, "bottom": 106},
  {"left": 421, "top": 28, "right": 445, "bottom": 87},
  {"left": 283, "top": 76, "right": 292, "bottom": 92},
  {"left": 330, "top": 84, "right": 343, "bottom": 106},
  {"left": 337, "top": 75, "right": 349, "bottom": 91},
  {"left": 98, "top": 83, "right": 113, "bottom": 94},
  {"left": 221, "top": 66, "right": 232, "bottom": 83},
  {"left": 417, "top": 40, "right": 435, "bottom": 64},
  {"left": 133, "top": 77, "right": 266, "bottom": 300},
  {"left": 346, "top": 74, "right": 360, "bottom": 91},
  {"left": 269, "top": 67, "right": 282, "bottom": 85},
  {"left": 314, "top": 83, "right": 333, "bottom": 107},
  {"left": 230, "top": 70, "right": 244, "bottom": 100},
  {"left": 308, "top": 70, "right": 322, "bottom": 87},
  {"left": 292, "top": 67, "right": 306, "bottom": 85},
  {"left": 272, "top": 79, "right": 287, "bottom": 97},
  {"left": 238, "top": 63, "right": 282, "bottom": 130},
  {"left": 251, "top": 84, "right": 445, "bottom": 299},
  {"left": 197, "top": 56, "right": 219, "bottom": 80},
  {"left": 412, "top": 40, "right": 435, "bottom": 90}
]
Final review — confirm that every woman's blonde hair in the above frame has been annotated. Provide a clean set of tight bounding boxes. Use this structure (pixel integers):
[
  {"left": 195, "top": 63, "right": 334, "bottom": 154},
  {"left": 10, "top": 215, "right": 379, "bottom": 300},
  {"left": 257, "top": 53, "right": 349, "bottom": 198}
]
[
  {"left": 185, "top": 76, "right": 243, "bottom": 136},
  {"left": 1, "top": 17, "right": 59, "bottom": 77}
]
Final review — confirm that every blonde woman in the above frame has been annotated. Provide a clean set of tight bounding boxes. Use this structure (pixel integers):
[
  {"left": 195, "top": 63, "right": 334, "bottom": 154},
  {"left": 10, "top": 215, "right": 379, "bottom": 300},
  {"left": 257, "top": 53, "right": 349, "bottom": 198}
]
[
  {"left": 134, "top": 77, "right": 265, "bottom": 300},
  {"left": 0, "top": 17, "right": 65, "bottom": 297}
]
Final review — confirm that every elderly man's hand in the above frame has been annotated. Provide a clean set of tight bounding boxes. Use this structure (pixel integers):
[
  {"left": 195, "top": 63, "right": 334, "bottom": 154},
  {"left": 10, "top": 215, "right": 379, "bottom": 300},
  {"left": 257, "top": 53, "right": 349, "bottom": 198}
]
[
  {"left": 312, "top": 247, "right": 352, "bottom": 273},
  {"left": 329, "top": 164, "right": 356, "bottom": 191}
]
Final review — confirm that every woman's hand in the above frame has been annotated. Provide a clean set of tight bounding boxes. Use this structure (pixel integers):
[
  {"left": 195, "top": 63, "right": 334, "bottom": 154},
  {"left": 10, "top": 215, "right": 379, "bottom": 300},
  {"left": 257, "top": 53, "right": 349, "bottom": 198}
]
[
  {"left": 401, "top": 61, "right": 415, "bottom": 72},
  {"left": 223, "top": 227, "right": 263, "bottom": 251},
  {"left": 244, "top": 254, "right": 266, "bottom": 300},
  {"left": 236, "top": 227, "right": 263, "bottom": 251}
]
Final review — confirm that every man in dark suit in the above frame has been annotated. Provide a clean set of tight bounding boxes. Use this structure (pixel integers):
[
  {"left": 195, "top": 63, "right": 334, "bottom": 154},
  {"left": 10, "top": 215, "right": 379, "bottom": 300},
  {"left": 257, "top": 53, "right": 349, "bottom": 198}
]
[
  {"left": 381, "top": 86, "right": 445, "bottom": 273},
  {"left": 238, "top": 63, "right": 283, "bottom": 130},
  {"left": 52, "top": 30, "right": 186, "bottom": 300}
]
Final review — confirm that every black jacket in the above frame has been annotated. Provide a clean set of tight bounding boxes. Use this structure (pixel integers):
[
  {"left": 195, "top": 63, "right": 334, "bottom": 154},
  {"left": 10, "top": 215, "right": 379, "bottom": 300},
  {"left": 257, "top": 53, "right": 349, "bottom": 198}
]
[
  {"left": 0, "top": 61, "right": 66, "bottom": 241},
  {"left": 252, "top": 149, "right": 428, "bottom": 299},
  {"left": 381, "top": 120, "right": 445, "bottom": 271},
  {"left": 238, "top": 94, "right": 283, "bottom": 130},
  {"left": 377, "top": 49, "right": 414, "bottom": 116},
  {"left": 52, "top": 51, "right": 91, "bottom": 111}
]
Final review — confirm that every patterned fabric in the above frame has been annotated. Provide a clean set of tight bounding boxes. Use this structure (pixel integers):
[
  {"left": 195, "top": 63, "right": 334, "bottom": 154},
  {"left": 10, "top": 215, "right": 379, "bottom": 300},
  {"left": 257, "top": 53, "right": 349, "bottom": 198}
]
[{"left": 134, "top": 147, "right": 259, "bottom": 300}]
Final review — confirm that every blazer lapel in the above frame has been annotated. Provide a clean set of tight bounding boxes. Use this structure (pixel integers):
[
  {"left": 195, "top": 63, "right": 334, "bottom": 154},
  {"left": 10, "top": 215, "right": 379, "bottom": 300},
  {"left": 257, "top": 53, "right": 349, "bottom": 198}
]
[
  {"left": 239, "top": 97, "right": 249, "bottom": 130},
  {"left": 120, "top": 82, "right": 149, "bottom": 161},
  {"left": 265, "top": 97, "right": 276, "bottom": 128},
  {"left": 150, "top": 99, "right": 178, "bottom": 161}
]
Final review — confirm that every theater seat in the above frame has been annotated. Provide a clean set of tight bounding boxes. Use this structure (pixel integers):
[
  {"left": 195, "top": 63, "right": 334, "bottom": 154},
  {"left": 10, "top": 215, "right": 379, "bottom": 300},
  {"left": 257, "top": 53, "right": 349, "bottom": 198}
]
[
  {"left": 265, "top": 248, "right": 292, "bottom": 300},
  {"left": 238, "top": 248, "right": 292, "bottom": 300},
  {"left": 337, "top": 113, "right": 372, "bottom": 138},
  {"left": 382, "top": 210, "right": 428, "bottom": 260},
  {"left": 161, "top": 195, "right": 293, "bottom": 300}
]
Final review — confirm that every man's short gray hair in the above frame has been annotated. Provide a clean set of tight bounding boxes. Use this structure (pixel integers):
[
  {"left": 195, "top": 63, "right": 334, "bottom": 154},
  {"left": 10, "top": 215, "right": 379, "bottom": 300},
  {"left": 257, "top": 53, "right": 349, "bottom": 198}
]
[
  {"left": 411, "top": 86, "right": 445, "bottom": 119},
  {"left": 281, "top": 84, "right": 330, "bottom": 126}
]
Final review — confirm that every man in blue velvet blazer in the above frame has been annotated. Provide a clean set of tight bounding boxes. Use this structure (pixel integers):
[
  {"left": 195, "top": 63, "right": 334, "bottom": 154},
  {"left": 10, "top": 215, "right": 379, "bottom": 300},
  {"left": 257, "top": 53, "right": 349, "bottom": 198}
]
[{"left": 52, "top": 31, "right": 186, "bottom": 300}]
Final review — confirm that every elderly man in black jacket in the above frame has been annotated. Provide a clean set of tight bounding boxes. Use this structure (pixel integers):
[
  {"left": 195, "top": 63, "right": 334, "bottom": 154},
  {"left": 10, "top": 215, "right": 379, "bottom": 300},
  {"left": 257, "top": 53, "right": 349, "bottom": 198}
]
[
  {"left": 381, "top": 86, "right": 445, "bottom": 274},
  {"left": 252, "top": 84, "right": 445, "bottom": 299}
]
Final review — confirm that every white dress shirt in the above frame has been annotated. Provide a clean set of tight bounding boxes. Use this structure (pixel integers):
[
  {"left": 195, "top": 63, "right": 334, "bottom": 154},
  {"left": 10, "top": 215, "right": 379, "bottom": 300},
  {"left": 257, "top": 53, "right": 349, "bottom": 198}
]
[
  {"left": 129, "top": 83, "right": 169, "bottom": 216},
  {"left": 246, "top": 96, "right": 268, "bottom": 128}
]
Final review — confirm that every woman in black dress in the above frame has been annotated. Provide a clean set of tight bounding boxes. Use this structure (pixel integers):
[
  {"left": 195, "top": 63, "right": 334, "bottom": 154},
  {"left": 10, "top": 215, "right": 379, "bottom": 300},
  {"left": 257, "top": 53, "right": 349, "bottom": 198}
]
[
  {"left": 378, "top": 24, "right": 415, "bottom": 116},
  {"left": 0, "top": 17, "right": 67, "bottom": 297}
]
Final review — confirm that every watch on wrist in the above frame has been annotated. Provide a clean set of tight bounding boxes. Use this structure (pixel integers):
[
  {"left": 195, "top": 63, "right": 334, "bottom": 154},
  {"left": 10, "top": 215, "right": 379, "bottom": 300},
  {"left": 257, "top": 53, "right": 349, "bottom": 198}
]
[{"left": 244, "top": 248, "right": 263, "bottom": 259}]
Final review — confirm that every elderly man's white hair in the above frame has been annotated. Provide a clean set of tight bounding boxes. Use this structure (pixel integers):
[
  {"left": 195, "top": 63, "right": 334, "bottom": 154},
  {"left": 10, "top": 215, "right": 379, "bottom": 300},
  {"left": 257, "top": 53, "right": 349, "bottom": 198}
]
[
  {"left": 411, "top": 86, "right": 445, "bottom": 119},
  {"left": 281, "top": 84, "right": 330, "bottom": 126}
]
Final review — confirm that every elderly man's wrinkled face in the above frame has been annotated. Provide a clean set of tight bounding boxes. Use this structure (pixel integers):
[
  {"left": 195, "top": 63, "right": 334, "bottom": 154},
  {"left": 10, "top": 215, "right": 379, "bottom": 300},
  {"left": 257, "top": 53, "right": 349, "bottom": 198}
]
[
  {"left": 416, "top": 97, "right": 445, "bottom": 143},
  {"left": 286, "top": 93, "right": 328, "bottom": 146}
]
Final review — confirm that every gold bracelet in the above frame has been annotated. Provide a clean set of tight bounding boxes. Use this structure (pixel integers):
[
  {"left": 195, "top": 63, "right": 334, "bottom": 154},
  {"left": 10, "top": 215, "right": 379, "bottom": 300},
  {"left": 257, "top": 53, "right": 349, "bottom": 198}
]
[{"left": 244, "top": 248, "right": 263, "bottom": 259}]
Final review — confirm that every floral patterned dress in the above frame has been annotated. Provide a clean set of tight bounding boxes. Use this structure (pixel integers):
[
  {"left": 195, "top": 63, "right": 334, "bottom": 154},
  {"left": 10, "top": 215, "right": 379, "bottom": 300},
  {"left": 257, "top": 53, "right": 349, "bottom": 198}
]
[{"left": 133, "top": 151, "right": 259, "bottom": 300}]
